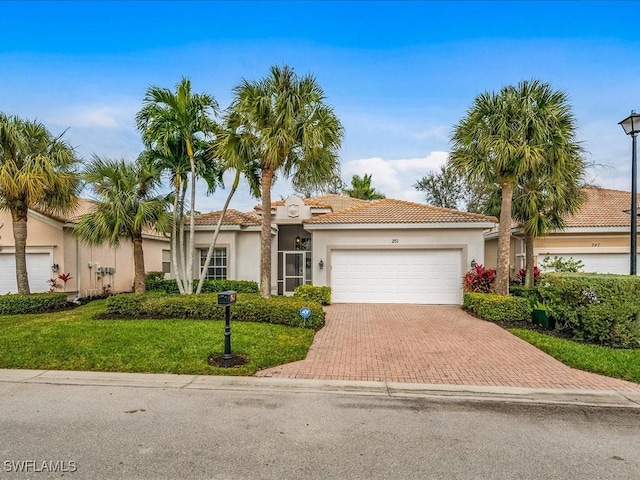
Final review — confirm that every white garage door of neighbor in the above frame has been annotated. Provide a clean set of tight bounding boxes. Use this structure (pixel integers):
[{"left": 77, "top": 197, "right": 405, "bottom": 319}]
[
  {"left": 0, "top": 253, "right": 52, "bottom": 294},
  {"left": 545, "top": 253, "right": 640, "bottom": 275},
  {"left": 331, "top": 249, "right": 462, "bottom": 304}
]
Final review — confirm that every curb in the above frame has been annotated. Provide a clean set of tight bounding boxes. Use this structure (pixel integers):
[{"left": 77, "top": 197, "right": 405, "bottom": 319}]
[{"left": 1, "top": 369, "right": 639, "bottom": 409}]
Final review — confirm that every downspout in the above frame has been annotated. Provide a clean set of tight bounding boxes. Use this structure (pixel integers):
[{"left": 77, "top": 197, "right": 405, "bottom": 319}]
[{"left": 76, "top": 235, "right": 81, "bottom": 299}]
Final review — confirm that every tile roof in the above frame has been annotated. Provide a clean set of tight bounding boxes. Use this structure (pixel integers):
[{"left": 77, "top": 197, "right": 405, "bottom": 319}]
[
  {"left": 193, "top": 209, "right": 261, "bottom": 227},
  {"left": 32, "top": 198, "right": 98, "bottom": 223},
  {"left": 303, "top": 199, "right": 497, "bottom": 225},
  {"left": 33, "top": 198, "right": 167, "bottom": 238},
  {"left": 563, "top": 187, "right": 640, "bottom": 228},
  {"left": 256, "top": 194, "right": 369, "bottom": 212}
]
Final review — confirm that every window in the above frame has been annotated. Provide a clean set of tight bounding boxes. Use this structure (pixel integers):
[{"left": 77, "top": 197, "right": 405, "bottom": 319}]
[
  {"left": 162, "top": 250, "right": 171, "bottom": 274},
  {"left": 200, "top": 248, "right": 227, "bottom": 280}
]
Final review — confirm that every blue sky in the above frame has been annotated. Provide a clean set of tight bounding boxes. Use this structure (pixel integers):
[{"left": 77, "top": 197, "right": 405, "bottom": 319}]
[{"left": 2, "top": 1, "right": 640, "bottom": 212}]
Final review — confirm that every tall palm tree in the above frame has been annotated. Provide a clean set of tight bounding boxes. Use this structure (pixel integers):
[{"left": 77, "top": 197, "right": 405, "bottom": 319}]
[
  {"left": 195, "top": 113, "right": 260, "bottom": 294},
  {"left": 141, "top": 136, "right": 222, "bottom": 294},
  {"left": 136, "top": 77, "right": 218, "bottom": 294},
  {"left": 484, "top": 156, "right": 586, "bottom": 287},
  {"left": 450, "top": 80, "right": 580, "bottom": 295},
  {"left": 74, "top": 156, "right": 171, "bottom": 294},
  {"left": 0, "top": 113, "right": 81, "bottom": 294},
  {"left": 343, "top": 173, "right": 386, "bottom": 200},
  {"left": 230, "top": 65, "right": 343, "bottom": 297}
]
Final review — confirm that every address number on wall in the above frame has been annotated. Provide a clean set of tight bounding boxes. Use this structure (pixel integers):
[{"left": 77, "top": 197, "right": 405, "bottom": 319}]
[{"left": 391, "top": 238, "right": 399, "bottom": 244}]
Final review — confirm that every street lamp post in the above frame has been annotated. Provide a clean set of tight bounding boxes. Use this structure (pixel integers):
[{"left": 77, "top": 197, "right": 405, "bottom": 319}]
[{"left": 619, "top": 112, "right": 640, "bottom": 275}]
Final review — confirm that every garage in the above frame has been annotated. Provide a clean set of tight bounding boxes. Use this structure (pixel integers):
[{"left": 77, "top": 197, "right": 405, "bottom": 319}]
[
  {"left": 542, "top": 253, "right": 640, "bottom": 275},
  {"left": 0, "top": 253, "right": 52, "bottom": 294},
  {"left": 330, "top": 249, "right": 462, "bottom": 304}
]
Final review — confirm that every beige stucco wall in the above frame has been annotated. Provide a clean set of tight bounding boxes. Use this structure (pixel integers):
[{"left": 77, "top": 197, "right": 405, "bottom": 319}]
[
  {"left": 65, "top": 230, "right": 169, "bottom": 295},
  {"left": 0, "top": 209, "right": 168, "bottom": 295},
  {"left": 484, "top": 231, "right": 640, "bottom": 277},
  {"left": 188, "top": 229, "right": 262, "bottom": 283},
  {"left": 308, "top": 227, "right": 487, "bottom": 287},
  {"left": 0, "top": 210, "right": 64, "bottom": 264}
]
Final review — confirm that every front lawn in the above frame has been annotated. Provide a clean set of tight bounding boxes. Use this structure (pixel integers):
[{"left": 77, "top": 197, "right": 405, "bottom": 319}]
[
  {"left": 509, "top": 328, "right": 640, "bottom": 384},
  {"left": 0, "top": 300, "right": 314, "bottom": 376}
]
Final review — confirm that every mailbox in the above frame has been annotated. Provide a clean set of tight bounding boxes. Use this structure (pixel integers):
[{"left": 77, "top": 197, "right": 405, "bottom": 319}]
[{"left": 217, "top": 290, "right": 237, "bottom": 306}]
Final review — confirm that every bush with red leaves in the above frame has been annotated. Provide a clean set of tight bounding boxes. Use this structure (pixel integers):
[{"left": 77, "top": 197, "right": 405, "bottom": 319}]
[{"left": 463, "top": 264, "right": 496, "bottom": 293}]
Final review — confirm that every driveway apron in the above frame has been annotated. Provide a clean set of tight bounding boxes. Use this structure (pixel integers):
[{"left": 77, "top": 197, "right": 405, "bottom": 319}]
[{"left": 255, "top": 304, "right": 640, "bottom": 392}]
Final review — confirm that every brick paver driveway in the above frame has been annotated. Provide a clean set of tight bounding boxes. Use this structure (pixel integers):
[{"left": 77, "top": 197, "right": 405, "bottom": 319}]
[{"left": 256, "top": 304, "right": 640, "bottom": 392}]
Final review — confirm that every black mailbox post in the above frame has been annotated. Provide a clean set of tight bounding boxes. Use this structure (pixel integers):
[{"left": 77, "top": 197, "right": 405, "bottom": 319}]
[{"left": 217, "top": 291, "right": 237, "bottom": 360}]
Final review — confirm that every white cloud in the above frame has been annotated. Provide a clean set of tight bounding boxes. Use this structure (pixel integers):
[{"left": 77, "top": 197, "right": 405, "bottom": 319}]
[
  {"left": 342, "top": 152, "right": 449, "bottom": 202},
  {"left": 44, "top": 103, "right": 138, "bottom": 130}
]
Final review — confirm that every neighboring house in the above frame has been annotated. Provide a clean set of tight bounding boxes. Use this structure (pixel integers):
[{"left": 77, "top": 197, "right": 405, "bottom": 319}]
[
  {"left": 484, "top": 187, "right": 640, "bottom": 275},
  {"left": 188, "top": 194, "right": 496, "bottom": 304},
  {"left": 0, "top": 199, "right": 169, "bottom": 295}
]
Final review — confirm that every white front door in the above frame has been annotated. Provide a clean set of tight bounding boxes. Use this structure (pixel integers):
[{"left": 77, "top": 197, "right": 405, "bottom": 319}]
[{"left": 330, "top": 249, "right": 462, "bottom": 304}]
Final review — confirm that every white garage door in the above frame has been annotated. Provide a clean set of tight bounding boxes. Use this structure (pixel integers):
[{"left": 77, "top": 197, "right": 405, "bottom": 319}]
[
  {"left": 0, "top": 253, "right": 52, "bottom": 294},
  {"left": 331, "top": 249, "right": 462, "bottom": 304},
  {"left": 543, "top": 253, "right": 640, "bottom": 275}
]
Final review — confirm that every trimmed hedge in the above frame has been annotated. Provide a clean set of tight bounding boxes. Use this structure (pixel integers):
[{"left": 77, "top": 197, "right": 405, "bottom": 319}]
[
  {"left": 0, "top": 293, "right": 68, "bottom": 315},
  {"left": 538, "top": 273, "right": 640, "bottom": 348},
  {"left": 293, "top": 285, "right": 331, "bottom": 305},
  {"left": 106, "top": 293, "right": 324, "bottom": 329},
  {"left": 509, "top": 286, "right": 542, "bottom": 306},
  {"left": 463, "top": 293, "right": 532, "bottom": 323},
  {"left": 145, "top": 276, "right": 259, "bottom": 295}
]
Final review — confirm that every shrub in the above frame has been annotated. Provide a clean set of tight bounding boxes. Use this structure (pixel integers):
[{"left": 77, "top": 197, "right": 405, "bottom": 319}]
[
  {"left": 515, "top": 266, "right": 541, "bottom": 286},
  {"left": 105, "top": 293, "right": 324, "bottom": 329},
  {"left": 510, "top": 286, "right": 542, "bottom": 306},
  {"left": 538, "top": 273, "right": 640, "bottom": 348},
  {"left": 0, "top": 293, "right": 68, "bottom": 315},
  {"left": 463, "top": 293, "right": 532, "bottom": 323},
  {"left": 463, "top": 264, "right": 496, "bottom": 293},
  {"left": 293, "top": 285, "right": 331, "bottom": 305},
  {"left": 145, "top": 276, "right": 259, "bottom": 295},
  {"left": 540, "top": 255, "right": 584, "bottom": 273}
]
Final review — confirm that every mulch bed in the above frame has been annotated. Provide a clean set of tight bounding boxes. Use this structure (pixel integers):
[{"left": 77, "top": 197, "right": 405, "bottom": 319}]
[{"left": 207, "top": 353, "right": 249, "bottom": 368}]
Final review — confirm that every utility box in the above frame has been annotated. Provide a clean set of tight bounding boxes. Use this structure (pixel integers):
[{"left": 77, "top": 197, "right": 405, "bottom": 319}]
[{"left": 217, "top": 290, "right": 237, "bottom": 306}]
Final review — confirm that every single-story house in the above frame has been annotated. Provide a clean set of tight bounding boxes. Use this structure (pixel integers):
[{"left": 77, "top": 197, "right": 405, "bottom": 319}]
[
  {"left": 188, "top": 194, "right": 496, "bottom": 304},
  {"left": 484, "top": 187, "right": 640, "bottom": 275},
  {"left": 0, "top": 199, "right": 169, "bottom": 295}
]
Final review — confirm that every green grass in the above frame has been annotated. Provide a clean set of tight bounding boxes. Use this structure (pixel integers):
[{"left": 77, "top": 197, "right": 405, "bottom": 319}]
[
  {"left": 0, "top": 300, "right": 314, "bottom": 376},
  {"left": 509, "top": 328, "right": 640, "bottom": 384}
]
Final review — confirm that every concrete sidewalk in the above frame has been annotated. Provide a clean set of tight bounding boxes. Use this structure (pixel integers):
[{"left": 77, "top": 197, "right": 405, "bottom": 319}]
[{"left": 2, "top": 369, "right": 640, "bottom": 409}]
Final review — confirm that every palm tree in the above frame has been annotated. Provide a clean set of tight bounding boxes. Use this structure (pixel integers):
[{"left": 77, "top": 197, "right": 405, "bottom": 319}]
[
  {"left": 141, "top": 136, "right": 222, "bottom": 294},
  {"left": 74, "top": 156, "right": 171, "bottom": 294},
  {"left": 450, "top": 80, "right": 580, "bottom": 295},
  {"left": 343, "top": 173, "right": 385, "bottom": 200},
  {"left": 484, "top": 157, "right": 586, "bottom": 287},
  {"left": 195, "top": 113, "right": 260, "bottom": 294},
  {"left": 230, "top": 65, "right": 343, "bottom": 297},
  {"left": 0, "top": 113, "right": 81, "bottom": 294},
  {"left": 136, "top": 77, "right": 218, "bottom": 294}
]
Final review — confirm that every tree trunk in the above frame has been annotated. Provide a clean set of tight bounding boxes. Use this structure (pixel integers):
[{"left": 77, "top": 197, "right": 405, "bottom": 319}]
[
  {"left": 171, "top": 180, "right": 185, "bottom": 295},
  {"left": 11, "top": 206, "right": 31, "bottom": 295},
  {"left": 132, "top": 234, "right": 146, "bottom": 294},
  {"left": 178, "top": 179, "right": 188, "bottom": 292},
  {"left": 260, "top": 168, "right": 274, "bottom": 298},
  {"left": 196, "top": 170, "right": 241, "bottom": 294},
  {"left": 495, "top": 180, "right": 514, "bottom": 295},
  {"left": 185, "top": 139, "right": 196, "bottom": 294},
  {"left": 524, "top": 229, "right": 535, "bottom": 288}
]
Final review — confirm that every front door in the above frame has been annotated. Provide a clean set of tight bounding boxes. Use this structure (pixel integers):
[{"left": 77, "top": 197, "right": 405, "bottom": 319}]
[{"left": 282, "top": 251, "right": 309, "bottom": 295}]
